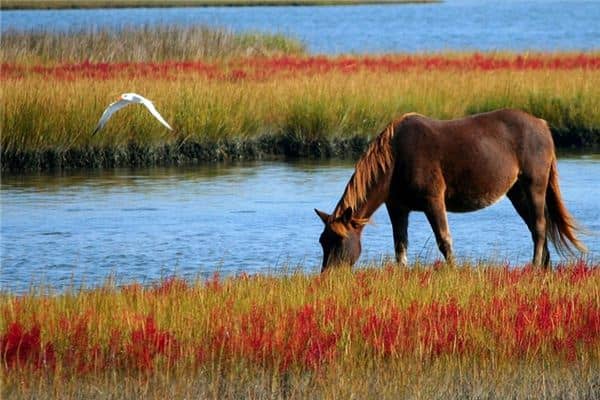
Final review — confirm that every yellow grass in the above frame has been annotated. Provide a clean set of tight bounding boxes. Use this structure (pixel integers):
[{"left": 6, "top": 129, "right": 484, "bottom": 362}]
[
  {"left": 2, "top": 68, "right": 599, "bottom": 152},
  {"left": 2, "top": 262, "right": 599, "bottom": 399}
]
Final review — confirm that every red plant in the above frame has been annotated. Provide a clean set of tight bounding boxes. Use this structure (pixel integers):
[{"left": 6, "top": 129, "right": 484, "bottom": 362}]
[
  {"left": 276, "top": 304, "right": 338, "bottom": 370},
  {"left": 556, "top": 260, "right": 594, "bottom": 284},
  {"left": 152, "top": 276, "right": 188, "bottom": 296},
  {"left": 1, "top": 263, "right": 598, "bottom": 377},
  {"left": 1, "top": 322, "right": 55, "bottom": 370},
  {"left": 207, "top": 303, "right": 338, "bottom": 371},
  {"left": 126, "top": 315, "right": 180, "bottom": 371},
  {"left": 362, "top": 305, "right": 406, "bottom": 356},
  {"left": 205, "top": 272, "right": 222, "bottom": 292},
  {"left": 3, "top": 54, "right": 599, "bottom": 81},
  {"left": 361, "top": 299, "right": 466, "bottom": 358},
  {"left": 59, "top": 314, "right": 97, "bottom": 373}
]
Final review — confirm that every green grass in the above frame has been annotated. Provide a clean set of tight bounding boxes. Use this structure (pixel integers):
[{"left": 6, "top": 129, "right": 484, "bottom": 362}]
[
  {"left": 2, "top": 27, "right": 599, "bottom": 170},
  {"left": 2, "top": 68, "right": 599, "bottom": 171},
  {"left": 0, "top": 0, "right": 440, "bottom": 10}
]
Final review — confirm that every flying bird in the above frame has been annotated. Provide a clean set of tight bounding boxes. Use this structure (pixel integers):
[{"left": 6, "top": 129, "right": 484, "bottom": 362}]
[{"left": 92, "top": 93, "right": 173, "bottom": 135}]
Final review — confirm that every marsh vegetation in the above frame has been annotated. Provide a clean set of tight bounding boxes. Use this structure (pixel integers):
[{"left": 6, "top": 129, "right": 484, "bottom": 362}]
[{"left": 2, "top": 262, "right": 599, "bottom": 399}]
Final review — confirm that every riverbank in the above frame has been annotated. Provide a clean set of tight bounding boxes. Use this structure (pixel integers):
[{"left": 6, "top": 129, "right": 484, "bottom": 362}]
[
  {"left": 0, "top": 0, "right": 439, "bottom": 10},
  {"left": 2, "top": 261, "right": 599, "bottom": 399},
  {"left": 3, "top": 55, "right": 600, "bottom": 171},
  {"left": 3, "top": 130, "right": 599, "bottom": 172},
  {"left": 2, "top": 27, "right": 599, "bottom": 171}
]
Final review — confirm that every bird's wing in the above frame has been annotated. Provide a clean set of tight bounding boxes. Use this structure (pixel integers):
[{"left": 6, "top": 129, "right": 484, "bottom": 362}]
[
  {"left": 92, "top": 99, "right": 132, "bottom": 135},
  {"left": 139, "top": 98, "right": 173, "bottom": 131}
]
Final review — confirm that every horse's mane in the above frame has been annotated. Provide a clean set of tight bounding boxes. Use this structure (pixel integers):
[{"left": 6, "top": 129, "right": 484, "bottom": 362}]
[{"left": 333, "top": 113, "right": 416, "bottom": 220}]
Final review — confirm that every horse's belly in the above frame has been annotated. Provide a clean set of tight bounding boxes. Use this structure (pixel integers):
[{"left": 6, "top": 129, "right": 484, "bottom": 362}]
[
  {"left": 445, "top": 194, "right": 504, "bottom": 213},
  {"left": 444, "top": 171, "right": 518, "bottom": 213}
]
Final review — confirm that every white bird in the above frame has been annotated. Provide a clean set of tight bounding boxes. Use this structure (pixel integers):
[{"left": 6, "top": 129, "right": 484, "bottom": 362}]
[{"left": 92, "top": 93, "right": 173, "bottom": 135}]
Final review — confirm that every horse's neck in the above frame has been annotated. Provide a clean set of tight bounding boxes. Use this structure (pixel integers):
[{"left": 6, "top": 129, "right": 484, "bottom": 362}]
[
  {"left": 333, "top": 121, "right": 396, "bottom": 220},
  {"left": 334, "top": 171, "right": 390, "bottom": 220}
]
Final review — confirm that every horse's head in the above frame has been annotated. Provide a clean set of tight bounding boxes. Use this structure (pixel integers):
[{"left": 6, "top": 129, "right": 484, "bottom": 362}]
[{"left": 314, "top": 207, "right": 368, "bottom": 272}]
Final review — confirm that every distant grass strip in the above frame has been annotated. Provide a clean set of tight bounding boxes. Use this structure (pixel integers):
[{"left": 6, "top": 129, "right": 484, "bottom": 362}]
[
  {"left": 1, "top": 26, "right": 306, "bottom": 64},
  {"left": 2, "top": 58, "right": 599, "bottom": 171},
  {"left": 1, "top": 261, "right": 599, "bottom": 399},
  {"left": 1, "top": 0, "right": 440, "bottom": 10},
  {"left": 4, "top": 53, "right": 599, "bottom": 78}
]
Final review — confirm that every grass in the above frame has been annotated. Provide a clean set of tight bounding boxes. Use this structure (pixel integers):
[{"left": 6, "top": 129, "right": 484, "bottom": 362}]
[
  {"left": 2, "top": 261, "right": 599, "bottom": 399},
  {"left": 2, "top": 60, "right": 600, "bottom": 170},
  {"left": 1, "top": 25, "right": 306, "bottom": 64},
  {"left": 2, "top": 27, "right": 599, "bottom": 170},
  {"left": 0, "top": 0, "right": 440, "bottom": 10}
]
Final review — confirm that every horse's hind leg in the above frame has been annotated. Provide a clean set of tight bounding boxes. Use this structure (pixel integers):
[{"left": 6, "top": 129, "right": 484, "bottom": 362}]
[
  {"left": 386, "top": 202, "right": 409, "bottom": 266},
  {"left": 507, "top": 182, "right": 550, "bottom": 268},
  {"left": 423, "top": 196, "right": 454, "bottom": 264}
]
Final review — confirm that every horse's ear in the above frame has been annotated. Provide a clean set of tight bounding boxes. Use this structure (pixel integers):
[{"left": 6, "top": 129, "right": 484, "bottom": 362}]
[
  {"left": 341, "top": 207, "right": 353, "bottom": 224},
  {"left": 315, "top": 209, "right": 330, "bottom": 225}
]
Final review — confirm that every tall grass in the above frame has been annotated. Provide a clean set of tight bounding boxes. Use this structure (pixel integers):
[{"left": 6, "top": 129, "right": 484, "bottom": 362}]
[
  {"left": 0, "top": 0, "right": 439, "bottom": 10},
  {"left": 2, "top": 261, "right": 599, "bottom": 399},
  {"left": 1, "top": 26, "right": 306, "bottom": 64},
  {"left": 2, "top": 47, "right": 600, "bottom": 169},
  {"left": 2, "top": 66, "right": 600, "bottom": 170}
]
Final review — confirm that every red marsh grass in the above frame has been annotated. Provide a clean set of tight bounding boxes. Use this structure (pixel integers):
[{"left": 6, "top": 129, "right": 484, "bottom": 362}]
[
  {"left": 4, "top": 53, "right": 600, "bottom": 79},
  {"left": 2, "top": 261, "right": 599, "bottom": 399},
  {"left": 2, "top": 25, "right": 599, "bottom": 163},
  {"left": 2, "top": 63, "right": 599, "bottom": 156}
]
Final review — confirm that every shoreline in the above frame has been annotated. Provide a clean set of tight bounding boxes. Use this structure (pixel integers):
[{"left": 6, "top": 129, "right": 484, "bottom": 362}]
[
  {"left": 0, "top": 0, "right": 440, "bottom": 10},
  {"left": 3, "top": 30, "right": 599, "bottom": 173},
  {"left": 2, "top": 130, "right": 598, "bottom": 172}
]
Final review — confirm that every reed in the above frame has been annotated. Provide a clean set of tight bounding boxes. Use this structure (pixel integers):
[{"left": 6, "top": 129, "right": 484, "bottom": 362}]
[
  {"left": 2, "top": 261, "right": 599, "bottom": 399},
  {"left": 2, "top": 63, "right": 599, "bottom": 170},
  {"left": 0, "top": 0, "right": 440, "bottom": 10},
  {"left": 1, "top": 26, "right": 305, "bottom": 64}
]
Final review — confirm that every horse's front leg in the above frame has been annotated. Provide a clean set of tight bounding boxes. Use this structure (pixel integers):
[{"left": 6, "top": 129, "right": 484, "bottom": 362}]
[
  {"left": 385, "top": 202, "right": 410, "bottom": 266},
  {"left": 423, "top": 196, "right": 454, "bottom": 264}
]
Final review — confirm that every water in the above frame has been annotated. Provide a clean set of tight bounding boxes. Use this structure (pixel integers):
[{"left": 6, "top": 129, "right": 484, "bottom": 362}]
[
  {"left": 1, "top": 1, "right": 599, "bottom": 292},
  {"left": 2, "top": 0, "right": 599, "bottom": 53},
  {"left": 1, "top": 157, "right": 598, "bottom": 293}
]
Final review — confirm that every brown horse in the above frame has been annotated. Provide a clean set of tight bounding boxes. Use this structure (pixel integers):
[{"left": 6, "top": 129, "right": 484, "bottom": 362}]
[{"left": 315, "top": 109, "right": 586, "bottom": 271}]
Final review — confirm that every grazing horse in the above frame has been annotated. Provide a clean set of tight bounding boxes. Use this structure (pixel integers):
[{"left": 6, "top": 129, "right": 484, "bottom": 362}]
[{"left": 315, "top": 109, "right": 586, "bottom": 271}]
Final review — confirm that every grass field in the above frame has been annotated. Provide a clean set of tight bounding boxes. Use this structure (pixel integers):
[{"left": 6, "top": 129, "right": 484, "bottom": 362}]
[
  {"left": 0, "top": 0, "right": 439, "bottom": 10},
  {"left": 2, "top": 27, "right": 600, "bottom": 170},
  {"left": 2, "top": 261, "right": 599, "bottom": 399},
  {"left": 2, "top": 54, "right": 600, "bottom": 170}
]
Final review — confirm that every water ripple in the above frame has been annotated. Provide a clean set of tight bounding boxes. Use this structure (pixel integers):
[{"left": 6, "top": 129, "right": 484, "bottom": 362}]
[{"left": 1, "top": 158, "right": 598, "bottom": 293}]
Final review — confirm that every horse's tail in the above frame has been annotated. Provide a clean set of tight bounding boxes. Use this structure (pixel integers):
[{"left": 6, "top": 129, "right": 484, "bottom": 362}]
[{"left": 545, "top": 157, "right": 587, "bottom": 256}]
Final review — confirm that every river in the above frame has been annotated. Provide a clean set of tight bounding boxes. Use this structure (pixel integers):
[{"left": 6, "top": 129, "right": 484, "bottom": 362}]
[
  {"left": 2, "top": 0, "right": 599, "bottom": 53},
  {"left": 1, "top": 0, "right": 599, "bottom": 292},
  {"left": 1, "top": 156, "right": 598, "bottom": 293}
]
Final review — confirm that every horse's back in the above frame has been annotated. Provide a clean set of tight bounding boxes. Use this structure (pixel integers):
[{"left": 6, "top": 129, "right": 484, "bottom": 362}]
[
  {"left": 394, "top": 109, "right": 554, "bottom": 168},
  {"left": 391, "top": 109, "right": 555, "bottom": 212},
  {"left": 458, "top": 109, "right": 555, "bottom": 178}
]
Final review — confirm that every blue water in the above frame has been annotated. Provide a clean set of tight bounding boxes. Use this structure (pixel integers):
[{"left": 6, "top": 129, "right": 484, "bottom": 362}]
[
  {"left": 1, "top": 1, "right": 599, "bottom": 293},
  {"left": 2, "top": 0, "right": 599, "bottom": 53},
  {"left": 1, "top": 157, "right": 599, "bottom": 293}
]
